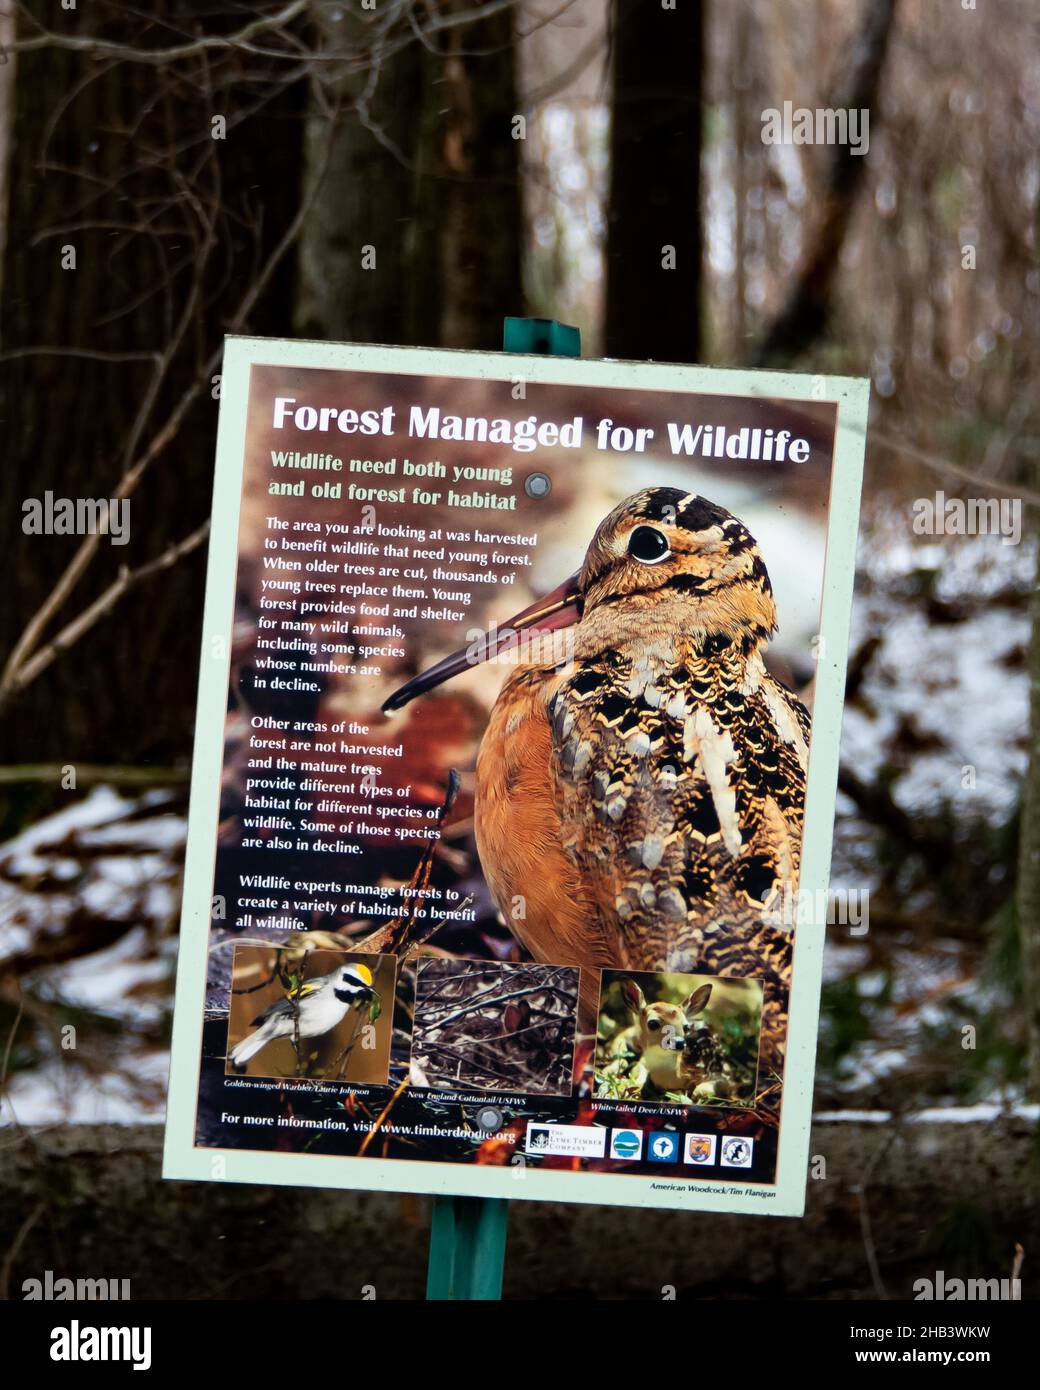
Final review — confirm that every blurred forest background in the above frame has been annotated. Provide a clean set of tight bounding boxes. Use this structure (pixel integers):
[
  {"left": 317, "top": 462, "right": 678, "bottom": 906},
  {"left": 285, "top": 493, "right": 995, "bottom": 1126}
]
[{"left": 0, "top": 0, "right": 1038, "bottom": 1296}]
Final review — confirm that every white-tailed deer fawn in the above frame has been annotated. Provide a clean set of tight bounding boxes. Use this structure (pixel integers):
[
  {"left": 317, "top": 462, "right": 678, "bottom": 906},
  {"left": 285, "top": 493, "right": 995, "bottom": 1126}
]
[{"left": 618, "top": 978, "right": 729, "bottom": 1097}]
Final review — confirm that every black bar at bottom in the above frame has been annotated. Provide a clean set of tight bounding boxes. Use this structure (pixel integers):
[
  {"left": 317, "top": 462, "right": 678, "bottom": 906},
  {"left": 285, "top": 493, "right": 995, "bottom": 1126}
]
[{"left": 6, "top": 1296, "right": 1028, "bottom": 1370}]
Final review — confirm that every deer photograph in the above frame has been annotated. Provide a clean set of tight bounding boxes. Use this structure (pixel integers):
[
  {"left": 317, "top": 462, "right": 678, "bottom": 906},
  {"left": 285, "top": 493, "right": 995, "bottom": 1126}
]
[{"left": 595, "top": 970, "right": 763, "bottom": 1106}]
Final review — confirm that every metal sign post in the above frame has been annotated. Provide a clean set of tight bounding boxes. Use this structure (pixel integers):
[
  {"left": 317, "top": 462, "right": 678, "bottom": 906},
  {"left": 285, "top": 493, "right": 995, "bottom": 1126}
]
[{"left": 424, "top": 316, "right": 581, "bottom": 1301}]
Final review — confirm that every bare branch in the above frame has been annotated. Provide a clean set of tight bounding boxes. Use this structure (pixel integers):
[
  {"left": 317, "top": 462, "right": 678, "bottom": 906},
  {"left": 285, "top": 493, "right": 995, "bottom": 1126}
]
[
  {"left": 6, "top": 0, "right": 310, "bottom": 63},
  {"left": 0, "top": 102, "right": 335, "bottom": 709},
  {"left": 869, "top": 427, "right": 1040, "bottom": 507},
  {"left": 5, "top": 522, "right": 210, "bottom": 697},
  {"left": 0, "top": 346, "right": 161, "bottom": 364},
  {"left": 0, "top": 184, "right": 219, "bottom": 699},
  {"left": 0, "top": 763, "right": 188, "bottom": 785}
]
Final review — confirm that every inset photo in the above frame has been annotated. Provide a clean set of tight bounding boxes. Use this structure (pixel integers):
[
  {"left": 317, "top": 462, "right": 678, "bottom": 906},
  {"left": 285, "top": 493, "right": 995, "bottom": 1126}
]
[
  {"left": 595, "top": 969, "right": 763, "bottom": 1106},
  {"left": 225, "top": 946, "right": 395, "bottom": 1083},
  {"left": 410, "top": 959, "right": 579, "bottom": 1096}
]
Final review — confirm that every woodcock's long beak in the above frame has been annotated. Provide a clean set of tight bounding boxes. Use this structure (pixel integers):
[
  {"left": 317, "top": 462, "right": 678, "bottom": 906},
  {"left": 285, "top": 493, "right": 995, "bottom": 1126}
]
[{"left": 381, "top": 571, "right": 583, "bottom": 713}]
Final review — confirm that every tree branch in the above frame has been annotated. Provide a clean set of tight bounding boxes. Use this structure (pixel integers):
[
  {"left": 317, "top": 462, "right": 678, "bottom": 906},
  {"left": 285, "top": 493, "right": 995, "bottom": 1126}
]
[
  {"left": 7, "top": 0, "right": 310, "bottom": 63},
  {"left": 752, "top": 0, "right": 900, "bottom": 366},
  {"left": 5, "top": 522, "right": 210, "bottom": 697}
]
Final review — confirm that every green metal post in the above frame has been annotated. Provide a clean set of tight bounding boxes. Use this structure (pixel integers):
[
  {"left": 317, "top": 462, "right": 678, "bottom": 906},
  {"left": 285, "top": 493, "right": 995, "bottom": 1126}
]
[
  {"left": 424, "top": 316, "right": 581, "bottom": 1301},
  {"left": 426, "top": 1196, "right": 509, "bottom": 1300},
  {"left": 502, "top": 316, "right": 581, "bottom": 357}
]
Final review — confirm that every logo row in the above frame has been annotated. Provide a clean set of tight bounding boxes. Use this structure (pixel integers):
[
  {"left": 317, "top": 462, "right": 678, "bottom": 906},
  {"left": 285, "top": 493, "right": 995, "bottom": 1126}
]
[{"left": 526, "top": 1123, "right": 754, "bottom": 1169}]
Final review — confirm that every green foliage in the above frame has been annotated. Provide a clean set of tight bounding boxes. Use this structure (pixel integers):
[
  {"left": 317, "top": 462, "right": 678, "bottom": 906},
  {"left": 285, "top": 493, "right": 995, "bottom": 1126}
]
[
  {"left": 0, "top": 997, "right": 43, "bottom": 1075},
  {"left": 0, "top": 993, "right": 124, "bottom": 1078},
  {"left": 817, "top": 973, "right": 892, "bottom": 1073},
  {"left": 926, "top": 1202, "right": 1012, "bottom": 1280},
  {"left": 987, "top": 895, "right": 1024, "bottom": 1005},
  {"left": 929, "top": 898, "right": 1027, "bottom": 1102},
  {"left": 0, "top": 784, "right": 57, "bottom": 842}
]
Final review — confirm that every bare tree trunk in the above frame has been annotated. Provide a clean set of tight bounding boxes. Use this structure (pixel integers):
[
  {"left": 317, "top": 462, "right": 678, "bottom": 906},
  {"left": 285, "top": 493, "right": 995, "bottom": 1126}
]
[
  {"left": 0, "top": 3, "right": 301, "bottom": 764},
  {"left": 414, "top": 0, "right": 524, "bottom": 350},
  {"left": 296, "top": 3, "right": 522, "bottom": 352},
  {"left": 752, "top": 0, "right": 899, "bottom": 367},
  {"left": 605, "top": 0, "right": 703, "bottom": 363},
  {"left": 1017, "top": 499, "right": 1040, "bottom": 1099},
  {"left": 732, "top": 3, "right": 753, "bottom": 354},
  {"left": 0, "top": 1, "right": 193, "bottom": 764},
  {"left": 294, "top": 7, "right": 426, "bottom": 344}
]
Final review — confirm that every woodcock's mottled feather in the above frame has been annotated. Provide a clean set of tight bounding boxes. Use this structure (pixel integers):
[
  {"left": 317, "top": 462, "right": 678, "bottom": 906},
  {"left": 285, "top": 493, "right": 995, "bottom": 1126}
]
[{"left": 384, "top": 488, "right": 811, "bottom": 1082}]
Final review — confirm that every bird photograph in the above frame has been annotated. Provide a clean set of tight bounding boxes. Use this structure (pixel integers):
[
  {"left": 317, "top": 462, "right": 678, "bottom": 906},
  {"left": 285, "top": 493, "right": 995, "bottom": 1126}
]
[
  {"left": 383, "top": 485, "right": 812, "bottom": 1104},
  {"left": 226, "top": 947, "right": 393, "bottom": 1082}
]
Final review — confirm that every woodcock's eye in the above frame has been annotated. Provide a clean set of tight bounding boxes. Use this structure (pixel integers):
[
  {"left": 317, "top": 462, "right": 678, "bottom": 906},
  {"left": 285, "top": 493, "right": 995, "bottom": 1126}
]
[{"left": 627, "top": 525, "right": 670, "bottom": 564}]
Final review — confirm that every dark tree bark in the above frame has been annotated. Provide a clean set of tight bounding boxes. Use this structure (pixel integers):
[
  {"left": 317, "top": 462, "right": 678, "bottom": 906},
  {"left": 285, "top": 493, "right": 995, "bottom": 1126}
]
[
  {"left": 605, "top": 0, "right": 704, "bottom": 363},
  {"left": 294, "top": 7, "right": 426, "bottom": 345},
  {"left": 414, "top": 0, "right": 524, "bottom": 350},
  {"left": 1017, "top": 468, "right": 1040, "bottom": 1099},
  {"left": 295, "top": 1, "right": 522, "bottom": 352},
  {"left": 0, "top": 3, "right": 302, "bottom": 765},
  {"left": 752, "top": 0, "right": 899, "bottom": 367}
]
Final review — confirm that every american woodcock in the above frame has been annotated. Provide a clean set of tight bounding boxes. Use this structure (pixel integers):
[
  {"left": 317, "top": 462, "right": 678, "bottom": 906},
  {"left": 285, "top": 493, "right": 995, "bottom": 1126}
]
[{"left": 384, "top": 488, "right": 810, "bottom": 1079}]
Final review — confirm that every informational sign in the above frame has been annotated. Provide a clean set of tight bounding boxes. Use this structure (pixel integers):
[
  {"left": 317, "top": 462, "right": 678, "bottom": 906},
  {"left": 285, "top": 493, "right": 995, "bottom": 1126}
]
[{"left": 163, "top": 338, "right": 868, "bottom": 1215}]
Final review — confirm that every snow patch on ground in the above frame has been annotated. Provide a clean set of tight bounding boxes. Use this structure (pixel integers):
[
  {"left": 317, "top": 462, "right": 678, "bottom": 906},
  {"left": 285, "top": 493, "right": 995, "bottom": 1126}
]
[{"left": 841, "top": 514, "right": 1029, "bottom": 820}]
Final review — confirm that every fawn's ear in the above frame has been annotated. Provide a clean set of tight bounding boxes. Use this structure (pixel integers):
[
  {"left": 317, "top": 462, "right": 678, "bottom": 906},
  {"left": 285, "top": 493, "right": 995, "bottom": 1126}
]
[
  {"left": 684, "top": 983, "right": 713, "bottom": 1016},
  {"left": 619, "top": 977, "right": 646, "bottom": 1013},
  {"left": 503, "top": 999, "right": 531, "bottom": 1032}
]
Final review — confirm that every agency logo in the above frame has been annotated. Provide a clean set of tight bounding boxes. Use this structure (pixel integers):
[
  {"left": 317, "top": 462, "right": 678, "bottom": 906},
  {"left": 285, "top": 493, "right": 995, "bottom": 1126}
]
[
  {"left": 609, "top": 1129, "right": 643, "bottom": 1161},
  {"left": 525, "top": 1123, "right": 606, "bottom": 1159},
  {"left": 683, "top": 1133, "right": 717, "bottom": 1165},
  {"left": 647, "top": 1132, "right": 680, "bottom": 1163},
  {"left": 720, "top": 1136, "right": 754, "bottom": 1169},
  {"left": 527, "top": 1126, "right": 552, "bottom": 1153}
]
